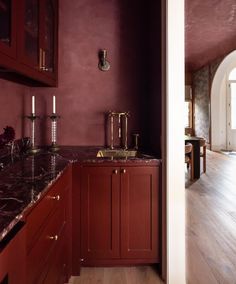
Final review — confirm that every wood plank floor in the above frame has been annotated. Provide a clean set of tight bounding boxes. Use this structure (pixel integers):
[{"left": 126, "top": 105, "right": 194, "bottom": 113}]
[
  {"left": 69, "top": 266, "right": 164, "bottom": 284},
  {"left": 186, "top": 150, "right": 236, "bottom": 284}
]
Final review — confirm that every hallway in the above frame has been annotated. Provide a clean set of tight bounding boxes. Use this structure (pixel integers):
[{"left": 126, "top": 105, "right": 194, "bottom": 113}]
[{"left": 186, "top": 150, "right": 236, "bottom": 284}]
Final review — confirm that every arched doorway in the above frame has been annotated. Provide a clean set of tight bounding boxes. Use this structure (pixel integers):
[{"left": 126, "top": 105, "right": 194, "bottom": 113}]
[{"left": 211, "top": 50, "right": 236, "bottom": 151}]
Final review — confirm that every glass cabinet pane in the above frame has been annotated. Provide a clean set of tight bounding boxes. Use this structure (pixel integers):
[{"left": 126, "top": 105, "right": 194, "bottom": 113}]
[
  {"left": 44, "top": 0, "right": 54, "bottom": 73},
  {"left": 24, "top": 0, "right": 39, "bottom": 65},
  {"left": 0, "top": 0, "right": 11, "bottom": 46}
]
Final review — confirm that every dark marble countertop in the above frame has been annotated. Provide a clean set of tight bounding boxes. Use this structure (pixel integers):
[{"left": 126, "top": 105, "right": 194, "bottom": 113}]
[{"left": 0, "top": 146, "right": 161, "bottom": 242}]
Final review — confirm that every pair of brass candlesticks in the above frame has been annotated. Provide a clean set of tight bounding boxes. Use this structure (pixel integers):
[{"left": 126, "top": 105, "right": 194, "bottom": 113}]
[{"left": 26, "top": 113, "right": 60, "bottom": 154}]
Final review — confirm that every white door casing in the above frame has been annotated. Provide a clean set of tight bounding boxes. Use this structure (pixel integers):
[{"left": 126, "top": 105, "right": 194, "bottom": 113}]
[{"left": 227, "top": 81, "right": 236, "bottom": 150}]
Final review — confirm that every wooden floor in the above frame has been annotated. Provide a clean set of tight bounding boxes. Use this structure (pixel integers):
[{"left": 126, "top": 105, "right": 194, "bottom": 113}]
[
  {"left": 69, "top": 266, "right": 164, "bottom": 284},
  {"left": 186, "top": 150, "right": 236, "bottom": 284}
]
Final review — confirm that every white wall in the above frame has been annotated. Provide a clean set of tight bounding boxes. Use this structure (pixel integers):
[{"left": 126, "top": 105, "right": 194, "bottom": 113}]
[
  {"left": 211, "top": 50, "right": 236, "bottom": 151},
  {"left": 165, "top": 0, "right": 186, "bottom": 283}
]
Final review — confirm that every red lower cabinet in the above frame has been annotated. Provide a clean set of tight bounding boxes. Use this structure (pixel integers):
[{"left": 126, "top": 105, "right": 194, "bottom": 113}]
[
  {"left": 25, "top": 165, "right": 72, "bottom": 284},
  {"left": 120, "top": 167, "right": 159, "bottom": 261},
  {"left": 81, "top": 167, "right": 120, "bottom": 261},
  {"left": 80, "top": 165, "right": 160, "bottom": 265},
  {"left": 0, "top": 225, "right": 26, "bottom": 284}
]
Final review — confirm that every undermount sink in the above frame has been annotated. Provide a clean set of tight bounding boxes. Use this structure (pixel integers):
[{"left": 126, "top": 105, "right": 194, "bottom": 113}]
[{"left": 96, "top": 149, "right": 137, "bottom": 158}]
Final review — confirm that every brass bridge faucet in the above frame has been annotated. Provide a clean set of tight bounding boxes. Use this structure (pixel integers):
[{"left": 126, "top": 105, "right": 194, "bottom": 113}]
[{"left": 108, "top": 111, "right": 129, "bottom": 150}]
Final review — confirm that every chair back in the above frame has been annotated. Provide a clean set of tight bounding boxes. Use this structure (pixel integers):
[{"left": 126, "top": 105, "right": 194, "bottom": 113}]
[{"left": 185, "top": 143, "right": 192, "bottom": 154}]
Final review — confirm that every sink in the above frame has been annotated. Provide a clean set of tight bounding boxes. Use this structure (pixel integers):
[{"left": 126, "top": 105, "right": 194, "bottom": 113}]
[{"left": 96, "top": 149, "right": 137, "bottom": 158}]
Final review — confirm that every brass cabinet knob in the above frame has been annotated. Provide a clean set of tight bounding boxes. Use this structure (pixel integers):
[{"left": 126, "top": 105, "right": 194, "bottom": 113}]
[
  {"left": 121, "top": 169, "right": 126, "bottom": 174},
  {"left": 50, "top": 195, "right": 60, "bottom": 201},
  {"left": 49, "top": 235, "right": 58, "bottom": 241},
  {"left": 113, "top": 169, "right": 118, "bottom": 174}
]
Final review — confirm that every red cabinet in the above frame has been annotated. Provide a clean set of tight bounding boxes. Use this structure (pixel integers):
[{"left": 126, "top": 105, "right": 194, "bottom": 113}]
[
  {"left": 81, "top": 167, "right": 120, "bottom": 261},
  {"left": 0, "top": 0, "right": 17, "bottom": 58},
  {"left": 25, "top": 165, "right": 72, "bottom": 284},
  {"left": 0, "top": 225, "right": 26, "bottom": 284},
  {"left": 80, "top": 165, "right": 160, "bottom": 265},
  {"left": 0, "top": 0, "right": 58, "bottom": 86},
  {"left": 120, "top": 167, "right": 159, "bottom": 260}
]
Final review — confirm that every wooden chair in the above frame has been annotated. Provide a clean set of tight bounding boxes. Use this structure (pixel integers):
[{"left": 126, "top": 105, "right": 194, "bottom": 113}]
[
  {"left": 185, "top": 143, "right": 194, "bottom": 180},
  {"left": 196, "top": 137, "right": 206, "bottom": 173}
]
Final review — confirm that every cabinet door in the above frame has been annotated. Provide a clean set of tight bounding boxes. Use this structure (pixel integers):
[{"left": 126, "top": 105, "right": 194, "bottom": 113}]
[
  {"left": 81, "top": 167, "right": 120, "bottom": 261},
  {"left": 40, "top": 0, "right": 57, "bottom": 79},
  {"left": 120, "top": 167, "right": 160, "bottom": 260},
  {"left": 0, "top": 0, "right": 17, "bottom": 58},
  {"left": 18, "top": 0, "right": 40, "bottom": 69},
  {"left": 0, "top": 226, "right": 26, "bottom": 284}
]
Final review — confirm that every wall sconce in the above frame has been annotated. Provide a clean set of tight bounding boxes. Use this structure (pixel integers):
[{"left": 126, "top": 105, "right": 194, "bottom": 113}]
[{"left": 98, "top": 49, "right": 110, "bottom": 71}]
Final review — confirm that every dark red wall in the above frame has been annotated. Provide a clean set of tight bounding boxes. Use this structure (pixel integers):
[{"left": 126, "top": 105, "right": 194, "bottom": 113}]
[
  {"left": 0, "top": 79, "right": 28, "bottom": 139},
  {"left": 32, "top": 0, "right": 151, "bottom": 147}
]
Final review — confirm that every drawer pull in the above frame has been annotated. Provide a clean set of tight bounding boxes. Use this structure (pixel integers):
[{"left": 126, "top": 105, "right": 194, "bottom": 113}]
[
  {"left": 49, "top": 235, "right": 58, "bottom": 241},
  {"left": 50, "top": 195, "right": 60, "bottom": 201},
  {"left": 113, "top": 169, "right": 118, "bottom": 174},
  {"left": 121, "top": 169, "right": 126, "bottom": 174}
]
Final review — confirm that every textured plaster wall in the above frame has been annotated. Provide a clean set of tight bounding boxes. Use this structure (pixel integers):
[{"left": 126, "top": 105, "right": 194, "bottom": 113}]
[
  {"left": 0, "top": 0, "right": 162, "bottom": 153},
  {"left": 32, "top": 0, "right": 152, "bottom": 147}
]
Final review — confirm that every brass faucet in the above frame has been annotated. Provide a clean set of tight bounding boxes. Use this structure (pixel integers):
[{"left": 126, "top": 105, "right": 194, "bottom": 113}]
[{"left": 108, "top": 111, "right": 129, "bottom": 149}]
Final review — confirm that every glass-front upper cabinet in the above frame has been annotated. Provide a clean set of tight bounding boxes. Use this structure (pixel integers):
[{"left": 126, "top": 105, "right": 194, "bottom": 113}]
[
  {"left": 0, "top": 0, "right": 17, "bottom": 58},
  {"left": 40, "top": 0, "right": 57, "bottom": 78},
  {"left": 18, "top": 0, "right": 40, "bottom": 69}
]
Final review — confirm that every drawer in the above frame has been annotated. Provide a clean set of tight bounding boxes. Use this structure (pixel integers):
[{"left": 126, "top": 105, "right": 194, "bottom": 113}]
[
  {"left": 38, "top": 225, "right": 68, "bottom": 284},
  {"left": 26, "top": 168, "right": 70, "bottom": 252},
  {"left": 26, "top": 202, "right": 66, "bottom": 284}
]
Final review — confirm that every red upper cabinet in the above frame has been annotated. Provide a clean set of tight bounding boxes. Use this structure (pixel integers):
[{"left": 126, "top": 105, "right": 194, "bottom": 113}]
[
  {"left": 40, "top": 0, "right": 58, "bottom": 80},
  {"left": 0, "top": 0, "right": 17, "bottom": 58},
  {"left": 0, "top": 0, "right": 58, "bottom": 86},
  {"left": 18, "top": 0, "right": 40, "bottom": 69}
]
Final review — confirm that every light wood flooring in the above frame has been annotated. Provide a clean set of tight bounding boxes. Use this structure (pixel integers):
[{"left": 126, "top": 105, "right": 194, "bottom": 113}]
[
  {"left": 186, "top": 150, "right": 236, "bottom": 284},
  {"left": 69, "top": 266, "right": 164, "bottom": 284}
]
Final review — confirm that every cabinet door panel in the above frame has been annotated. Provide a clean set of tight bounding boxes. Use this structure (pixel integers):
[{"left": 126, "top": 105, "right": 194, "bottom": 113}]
[
  {"left": 121, "top": 167, "right": 159, "bottom": 260},
  {"left": 0, "top": 0, "right": 17, "bottom": 58},
  {"left": 81, "top": 167, "right": 120, "bottom": 260},
  {"left": 18, "top": 0, "right": 40, "bottom": 69},
  {"left": 40, "top": 0, "right": 57, "bottom": 78}
]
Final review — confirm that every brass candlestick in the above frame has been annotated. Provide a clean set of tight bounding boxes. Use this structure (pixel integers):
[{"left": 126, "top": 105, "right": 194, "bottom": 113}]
[
  {"left": 49, "top": 113, "right": 60, "bottom": 151},
  {"left": 26, "top": 113, "right": 40, "bottom": 154}
]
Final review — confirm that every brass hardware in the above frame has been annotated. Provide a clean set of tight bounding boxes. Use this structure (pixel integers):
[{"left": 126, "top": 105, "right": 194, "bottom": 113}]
[
  {"left": 108, "top": 111, "right": 130, "bottom": 149},
  {"left": 113, "top": 169, "right": 118, "bottom": 174},
  {"left": 49, "top": 195, "right": 60, "bottom": 201},
  {"left": 98, "top": 49, "right": 110, "bottom": 71},
  {"left": 97, "top": 149, "right": 137, "bottom": 158},
  {"left": 121, "top": 169, "right": 126, "bottom": 174},
  {"left": 49, "top": 235, "right": 58, "bottom": 241},
  {"left": 39, "top": 48, "right": 43, "bottom": 70},
  {"left": 132, "top": 133, "right": 140, "bottom": 150},
  {"left": 80, "top": 258, "right": 84, "bottom": 262},
  {"left": 42, "top": 50, "right": 46, "bottom": 70}
]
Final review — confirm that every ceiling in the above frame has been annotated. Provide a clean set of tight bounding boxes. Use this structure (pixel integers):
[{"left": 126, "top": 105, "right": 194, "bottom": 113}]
[{"left": 185, "top": 0, "right": 236, "bottom": 71}]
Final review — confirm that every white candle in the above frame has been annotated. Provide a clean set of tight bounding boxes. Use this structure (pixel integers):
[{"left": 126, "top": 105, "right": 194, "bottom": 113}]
[
  {"left": 32, "top": 96, "right": 35, "bottom": 114},
  {"left": 53, "top": 96, "right": 56, "bottom": 114}
]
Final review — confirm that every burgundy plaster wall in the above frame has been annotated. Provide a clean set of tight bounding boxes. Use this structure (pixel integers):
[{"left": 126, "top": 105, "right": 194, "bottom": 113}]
[
  {"left": 0, "top": 79, "right": 28, "bottom": 139},
  {"left": 0, "top": 0, "right": 162, "bottom": 152},
  {"left": 32, "top": 0, "right": 150, "bottom": 147}
]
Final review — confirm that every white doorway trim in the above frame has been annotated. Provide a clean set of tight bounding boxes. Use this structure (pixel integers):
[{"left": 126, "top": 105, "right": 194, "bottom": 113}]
[
  {"left": 211, "top": 50, "right": 236, "bottom": 151},
  {"left": 165, "top": 0, "right": 186, "bottom": 283}
]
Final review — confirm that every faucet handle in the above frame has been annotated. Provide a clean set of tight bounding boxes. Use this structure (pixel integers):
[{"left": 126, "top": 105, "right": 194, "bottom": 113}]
[{"left": 132, "top": 133, "right": 140, "bottom": 150}]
